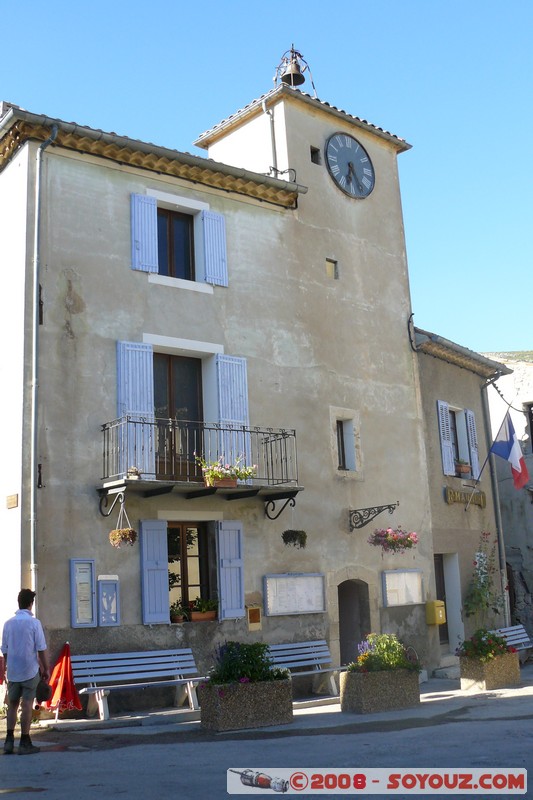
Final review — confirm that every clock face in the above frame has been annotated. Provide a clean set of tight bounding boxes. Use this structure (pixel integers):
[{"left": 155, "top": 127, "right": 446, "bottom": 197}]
[{"left": 325, "top": 133, "right": 375, "bottom": 198}]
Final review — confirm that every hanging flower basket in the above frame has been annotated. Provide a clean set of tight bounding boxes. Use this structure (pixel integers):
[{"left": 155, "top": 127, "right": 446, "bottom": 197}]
[
  {"left": 108, "top": 497, "right": 137, "bottom": 548},
  {"left": 109, "top": 528, "right": 137, "bottom": 548},
  {"left": 281, "top": 529, "right": 307, "bottom": 549},
  {"left": 368, "top": 526, "right": 418, "bottom": 554}
]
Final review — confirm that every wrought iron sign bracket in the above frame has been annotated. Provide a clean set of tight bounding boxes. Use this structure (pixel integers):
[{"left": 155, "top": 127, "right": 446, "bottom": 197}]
[
  {"left": 264, "top": 492, "right": 298, "bottom": 521},
  {"left": 349, "top": 501, "right": 399, "bottom": 531},
  {"left": 99, "top": 490, "right": 125, "bottom": 518}
]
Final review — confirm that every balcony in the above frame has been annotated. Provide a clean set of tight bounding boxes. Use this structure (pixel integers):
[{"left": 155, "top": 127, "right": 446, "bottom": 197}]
[{"left": 99, "top": 417, "right": 301, "bottom": 515}]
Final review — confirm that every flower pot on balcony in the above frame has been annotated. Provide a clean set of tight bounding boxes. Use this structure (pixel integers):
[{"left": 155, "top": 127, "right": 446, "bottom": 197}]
[
  {"left": 198, "top": 678, "right": 293, "bottom": 732},
  {"left": 340, "top": 669, "right": 420, "bottom": 714},
  {"left": 460, "top": 651, "right": 520, "bottom": 691},
  {"left": 190, "top": 610, "right": 217, "bottom": 621},
  {"left": 455, "top": 462, "right": 471, "bottom": 476},
  {"left": 204, "top": 477, "right": 238, "bottom": 488}
]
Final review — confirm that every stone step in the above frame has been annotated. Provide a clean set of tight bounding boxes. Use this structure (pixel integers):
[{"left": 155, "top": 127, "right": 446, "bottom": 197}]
[
  {"left": 433, "top": 664, "right": 460, "bottom": 680},
  {"left": 439, "top": 653, "right": 460, "bottom": 667}
]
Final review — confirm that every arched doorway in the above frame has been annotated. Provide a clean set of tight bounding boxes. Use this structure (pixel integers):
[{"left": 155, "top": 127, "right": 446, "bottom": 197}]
[{"left": 338, "top": 579, "right": 371, "bottom": 665}]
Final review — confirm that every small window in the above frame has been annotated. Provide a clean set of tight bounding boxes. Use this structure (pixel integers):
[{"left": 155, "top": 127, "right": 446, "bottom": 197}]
[
  {"left": 337, "top": 419, "right": 356, "bottom": 471},
  {"left": 310, "top": 146, "right": 321, "bottom": 164},
  {"left": 326, "top": 258, "right": 339, "bottom": 280}
]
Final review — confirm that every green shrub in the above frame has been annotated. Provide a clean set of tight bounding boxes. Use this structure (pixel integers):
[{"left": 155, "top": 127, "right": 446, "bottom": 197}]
[
  {"left": 208, "top": 641, "right": 288, "bottom": 684},
  {"left": 347, "top": 633, "right": 419, "bottom": 673}
]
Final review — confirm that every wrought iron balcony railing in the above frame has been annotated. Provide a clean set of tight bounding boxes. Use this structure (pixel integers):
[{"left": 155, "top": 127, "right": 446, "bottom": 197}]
[{"left": 101, "top": 416, "right": 298, "bottom": 486}]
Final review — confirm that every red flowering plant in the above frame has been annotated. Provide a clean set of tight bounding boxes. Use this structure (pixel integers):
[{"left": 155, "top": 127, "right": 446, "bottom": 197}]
[
  {"left": 368, "top": 526, "right": 418, "bottom": 554},
  {"left": 456, "top": 628, "right": 516, "bottom": 663}
]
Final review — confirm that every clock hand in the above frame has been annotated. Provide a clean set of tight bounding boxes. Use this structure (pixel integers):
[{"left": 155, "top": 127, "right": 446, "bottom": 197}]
[{"left": 347, "top": 161, "right": 364, "bottom": 194}]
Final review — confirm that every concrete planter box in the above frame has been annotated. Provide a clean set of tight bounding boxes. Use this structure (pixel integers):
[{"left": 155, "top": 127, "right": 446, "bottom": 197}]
[
  {"left": 460, "top": 652, "right": 520, "bottom": 691},
  {"left": 340, "top": 669, "right": 420, "bottom": 714},
  {"left": 198, "top": 678, "right": 293, "bottom": 732}
]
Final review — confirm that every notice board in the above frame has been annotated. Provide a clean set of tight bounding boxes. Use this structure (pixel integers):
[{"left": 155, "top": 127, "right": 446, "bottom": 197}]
[{"left": 263, "top": 573, "right": 326, "bottom": 616}]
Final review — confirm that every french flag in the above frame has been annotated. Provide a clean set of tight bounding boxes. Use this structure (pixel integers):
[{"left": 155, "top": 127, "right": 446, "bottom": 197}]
[{"left": 490, "top": 412, "right": 529, "bottom": 489}]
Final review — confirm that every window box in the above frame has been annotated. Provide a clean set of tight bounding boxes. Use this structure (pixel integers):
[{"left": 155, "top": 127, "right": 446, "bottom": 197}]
[{"left": 455, "top": 461, "right": 471, "bottom": 476}]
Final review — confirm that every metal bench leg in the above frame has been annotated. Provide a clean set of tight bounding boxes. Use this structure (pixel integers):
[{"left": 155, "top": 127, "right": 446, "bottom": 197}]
[
  {"left": 186, "top": 682, "right": 199, "bottom": 710},
  {"left": 328, "top": 673, "right": 338, "bottom": 696},
  {"left": 87, "top": 689, "right": 110, "bottom": 720}
]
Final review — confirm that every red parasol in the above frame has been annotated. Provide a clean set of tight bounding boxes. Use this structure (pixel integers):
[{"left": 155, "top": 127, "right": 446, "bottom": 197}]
[{"left": 45, "top": 642, "right": 82, "bottom": 720}]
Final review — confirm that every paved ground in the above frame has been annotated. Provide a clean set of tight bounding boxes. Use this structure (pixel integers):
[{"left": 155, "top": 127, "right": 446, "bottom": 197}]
[{"left": 1, "top": 668, "right": 533, "bottom": 798}]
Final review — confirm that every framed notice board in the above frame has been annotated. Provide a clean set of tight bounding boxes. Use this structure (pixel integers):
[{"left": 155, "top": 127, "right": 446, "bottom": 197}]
[
  {"left": 263, "top": 573, "right": 326, "bottom": 616},
  {"left": 382, "top": 569, "right": 423, "bottom": 607}
]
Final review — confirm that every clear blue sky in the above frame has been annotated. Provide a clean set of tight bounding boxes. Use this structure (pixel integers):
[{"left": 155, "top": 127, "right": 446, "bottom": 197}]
[{"left": 3, "top": 0, "right": 531, "bottom": 353}]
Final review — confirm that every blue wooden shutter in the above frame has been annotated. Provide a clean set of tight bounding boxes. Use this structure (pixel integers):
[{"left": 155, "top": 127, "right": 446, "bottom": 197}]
[
  {"left": 216, "top": 354, "right": 250, "bottom": 464},
  {"left": 437, "top": 400, "right": 455, "bottom": 476},
  {"left": 131, "top": 193, "right": 158, "bottom": 273},
  {"left": 117, "top": 341, "right": 155, "bottom": 477},
  {"left": 465, "top": 409, "right": 480, "bottom": 479},
  {"left": 140, "top": 520, "right": 169, "bottom": 624},
  {"left": 203, "top": 210, "right": 228, "bottom": 286},
  {"left": 217, "top": 521, "right": 245, "bottom": 620}
]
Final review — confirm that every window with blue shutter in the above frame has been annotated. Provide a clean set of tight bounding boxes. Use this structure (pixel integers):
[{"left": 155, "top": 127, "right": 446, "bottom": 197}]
[
  {"left": 216, "top": 354, "right": 251, "bottom": 465},
  {"left": 131, "top": 194, "right": 158, "bottom": 272},
  {"left": 437, "top": 400, "right": 456, "bottom": 476},
  {"left": 130, "top": 194, "right": 228, "bottom": 286},
  {"left": 117, "top": 341, "right": 156, "bottom": 477},
  {"left": 140, "top": 520, "right": 170, "bottom": 624},
  {"left": 217, "top": 521, "right": 245, "bottom": 620}
]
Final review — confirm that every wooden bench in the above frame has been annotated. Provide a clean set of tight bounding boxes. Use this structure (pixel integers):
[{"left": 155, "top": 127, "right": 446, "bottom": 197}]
[
  {"left": 268, "top": 640, "right": 346, "bottom": 696},
  {"left": 490, "top": 624, "right": 532, "bottom": 655},
  {"left": 71, "top": 648, "right": 205, "bottom": 720}
]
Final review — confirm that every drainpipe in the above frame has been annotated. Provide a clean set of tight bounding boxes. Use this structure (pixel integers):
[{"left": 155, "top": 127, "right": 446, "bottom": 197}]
[
  {"left": 30, "top": 125, "right": 58, "bottom": 603},
  {"left": 262, "top": 101, "right": 278, "bottom": 177},
  {"left": 481, "top": 375, "right": 510, "bottom": 626}
]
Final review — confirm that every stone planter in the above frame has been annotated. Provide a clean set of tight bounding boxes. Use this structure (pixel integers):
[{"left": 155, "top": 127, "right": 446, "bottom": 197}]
[
  {"left": 460, "top": 651, "right": 520, "bottom": 691},
  {"left": 340, "top": 669, "right": 420, "bottom": 714},
  {"left": 198, "top": 678, "right": 293, "bottom": 732}
]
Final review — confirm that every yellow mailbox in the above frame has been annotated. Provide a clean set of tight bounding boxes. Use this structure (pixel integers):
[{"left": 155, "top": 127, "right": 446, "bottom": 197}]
[{"left": 426, "top": 599, "right": 446, "bottom": 625}]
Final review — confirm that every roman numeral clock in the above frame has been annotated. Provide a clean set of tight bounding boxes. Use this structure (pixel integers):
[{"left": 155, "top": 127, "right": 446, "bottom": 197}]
[{"left": 325, "top": 133, "right": 375, "bottom": 198}]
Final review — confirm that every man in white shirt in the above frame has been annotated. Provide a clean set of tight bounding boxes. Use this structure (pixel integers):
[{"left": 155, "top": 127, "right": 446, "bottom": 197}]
[{"left": 1, "top": 589, "right": 49, "bottom": 755}]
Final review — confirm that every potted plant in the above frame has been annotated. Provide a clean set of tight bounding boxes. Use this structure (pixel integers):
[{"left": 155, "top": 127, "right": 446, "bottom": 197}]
[
  {"left": 126, "top": 466, "right": 141, "bottom": 479},
  {"left": 456, "top": 628, "right": 520, "bottom": 691},
  {"left": 281, "top": 529, "right": 307, "bottom": 549},
  {"left": 194, "top": 454, "right": 257, "bottom": 487},
  {"left": 108, "top": 527, "right": 137, "bottom": 548},
  {"left": 190, "top": 597, "right": 218, "bottom": 621},
  {"left": 367, "top": 526, "right": 418, "bottom": 554},
  {"left": 198, "top": 641, "right": 292, "bottom": 731},
  {"left": 340, "top": 633, "right": 420, "bottom": 713},
  {"left": 455, "top": 459, "right": 471, "bottom": 476},
  {"left": 169, "top": 600, "right": 188, "bottom": 623}
]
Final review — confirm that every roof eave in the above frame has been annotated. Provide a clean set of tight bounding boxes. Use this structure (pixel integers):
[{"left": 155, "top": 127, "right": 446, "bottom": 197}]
[
  {"left": 0, "top": 105, "right": 306, "bottom": 209},
  {"left": 194, "top": 85, "right": 412, "bottom": 154},
  {"left": 414, "top": 327, "right": 513, "bottom": 379}
]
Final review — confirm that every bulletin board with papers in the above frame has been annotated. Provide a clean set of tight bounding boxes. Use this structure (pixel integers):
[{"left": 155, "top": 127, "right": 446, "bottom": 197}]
[{"left": 263, "top": 573, "right": 326, "bottom": 616}]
